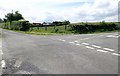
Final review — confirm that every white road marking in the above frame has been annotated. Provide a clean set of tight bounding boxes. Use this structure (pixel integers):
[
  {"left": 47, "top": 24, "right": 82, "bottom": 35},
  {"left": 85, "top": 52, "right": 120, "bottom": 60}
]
[
  {"left": 82, "top": 43, "right": 89, "bottom": 45},
  {"left": 59, "top": 39, "right": 66, "bottom": 42},
  {"left": 106, "top": 35, "right": 115, "bottom": 38},
  {"left": 92, "top": 45, "right": 101, "bottom": 48},
  {"left": 76, "top": 43, "right": 80, "bottom": 46},
  {"left": 74, "top": 41, "right": 79, "bottom": 43},
  {"left": 112, "top": 53, "right": 120, "bottom": 56},
  {"left": 59, "top": 39, "right": 62, "bottom": 40},
  {"left": 115, "top": 36, "right": 120, "bottom": 38},
  {"left": 69, "top": 42, "right": 75, "bottom": 44},
  {"left": 0, "top": 50, "right": 3, "bottom": 55},
  {"left": 61, "top": 40, "right": 65, "bottom": 42},
  {"left": 103, "top": 48, "right": 115, "bottom": 51},
  {"left": 1, "top": 60, "right": 6, "bottom": 68},
  {"left": 97, "top": 49, "right": 108, "bottom": 53},
  {"left": 106, "top": 35, "right": 119, "bottom": 38},
  {"left": 86, "top": 46, "right": 95, "bottom": 49}
]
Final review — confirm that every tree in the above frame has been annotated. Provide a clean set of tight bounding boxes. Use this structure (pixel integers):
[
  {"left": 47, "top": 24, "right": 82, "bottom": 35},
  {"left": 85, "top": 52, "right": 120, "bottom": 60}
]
[
  {"left": 63, "top": 20, "right": 70, "bottom": 25},
  {"left": 3, "top": 18, "right": 7, "bottom": 23},
  {"left": 5, "top": 13, "right": 14, "bottom": 22},
  {"left": 14, "top": 11, "right": 24, "bottom": 21},
  {"left": 4, "top": 10, "right": 24, "bottom": 22}
]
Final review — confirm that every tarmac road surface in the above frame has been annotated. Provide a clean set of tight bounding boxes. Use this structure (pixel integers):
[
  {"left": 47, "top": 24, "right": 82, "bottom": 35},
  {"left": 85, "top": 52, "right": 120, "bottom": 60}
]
[{"left": 0, "top": 29, "right": 119, "bottom": 74}]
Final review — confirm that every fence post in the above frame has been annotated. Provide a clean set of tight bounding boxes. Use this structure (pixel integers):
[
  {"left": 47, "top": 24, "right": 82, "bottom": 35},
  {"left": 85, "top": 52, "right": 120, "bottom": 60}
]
[
  {"left": 65, "top": 25, "right": 67, "bottom": 30},
  {"left": 54, "top": 25, "right": 56, "bottom": 30}
]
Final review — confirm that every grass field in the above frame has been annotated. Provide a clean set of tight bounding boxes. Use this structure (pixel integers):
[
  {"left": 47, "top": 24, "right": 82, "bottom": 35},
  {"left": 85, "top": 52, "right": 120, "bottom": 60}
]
[{"left": 28, "top": 25, "right": 73, "bottom": 34}]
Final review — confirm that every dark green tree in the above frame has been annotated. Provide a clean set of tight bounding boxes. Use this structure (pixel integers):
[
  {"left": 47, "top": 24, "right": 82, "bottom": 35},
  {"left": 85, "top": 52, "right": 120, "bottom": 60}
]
[
  {"left": 14, "top": 11, "right": 24, "bottom": 21},
  {"left": 3, "top": 18, "right": 7, "bottom": 23},
  {"left": 4, "top": 10, "right": 24, "bottom": 22}
]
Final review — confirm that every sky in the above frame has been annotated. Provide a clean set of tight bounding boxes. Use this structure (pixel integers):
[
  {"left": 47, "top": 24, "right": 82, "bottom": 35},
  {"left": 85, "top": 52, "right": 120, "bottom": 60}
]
[{"left": 0, "top": 0, "right": 119, "bottom": 23}]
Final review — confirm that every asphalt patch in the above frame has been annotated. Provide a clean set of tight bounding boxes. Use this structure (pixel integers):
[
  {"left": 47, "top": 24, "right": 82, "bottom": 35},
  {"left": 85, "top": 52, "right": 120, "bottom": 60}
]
[{"left": 2, "top": 58, "right": 46, "bottom": 74}]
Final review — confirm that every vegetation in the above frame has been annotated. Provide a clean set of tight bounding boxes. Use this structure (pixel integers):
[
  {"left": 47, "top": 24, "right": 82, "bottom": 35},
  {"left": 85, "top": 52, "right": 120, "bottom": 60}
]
[
  {"left": 20, "top": 22, "right": 119, "bottom": 35},
  {"left": 0, "top": 18, "right": 3, "bottom": 23},
  {"left": 4, "top": 10, "right": 24, "bottom": 23},
  {"left": 0, "top": 10, "right": 30, "bottom": 31},
  {"left": 69, "top": 21, "right": 120, "bottom": 34},
  {"left": 28, "top": 25, "right": 72, "bottom": 34},
  {"left": 0, "top": 10, "right": 119, "bottom": 35},
  {"left": 0, "top": 21, "right": 30, "bottom": 31}
]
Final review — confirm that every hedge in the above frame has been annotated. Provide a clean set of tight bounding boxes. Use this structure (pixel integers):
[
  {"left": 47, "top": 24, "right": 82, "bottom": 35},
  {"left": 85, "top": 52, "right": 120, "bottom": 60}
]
[
  {"left": 69, "top": 22, "right": 120, "bottom": 33},
  {"left": 0, "top": 20, "right": 30, "bottom": 31}
]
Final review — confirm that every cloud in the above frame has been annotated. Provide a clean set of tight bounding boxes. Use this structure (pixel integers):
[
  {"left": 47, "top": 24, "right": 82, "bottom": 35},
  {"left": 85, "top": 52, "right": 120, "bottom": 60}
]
[
  {"left": 72, "top": 0, "right": 118, "bottom": 22},
  {"left": 0, "top": 0, "right": 118, "bottom": 23}
]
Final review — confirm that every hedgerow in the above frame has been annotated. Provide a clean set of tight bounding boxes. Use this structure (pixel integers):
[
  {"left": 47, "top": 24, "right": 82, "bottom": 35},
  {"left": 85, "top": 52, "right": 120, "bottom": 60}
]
[
  {"left": 69, "top": 22, "right": 120, "bottom": 33},
  {"left": 0, "top": 20, "right": 30, "bottom": 31}
]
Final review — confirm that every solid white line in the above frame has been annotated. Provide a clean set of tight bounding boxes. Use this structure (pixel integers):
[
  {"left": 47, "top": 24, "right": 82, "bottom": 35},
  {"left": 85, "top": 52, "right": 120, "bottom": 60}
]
[
  {"left": 86, "top": 46, "right": 95, "bottom": 49},
  {"left": 1, "top": 60, "right": 6, "bottom": 68},
  {"left": 97, "top": 49, "right": 108, "bottom": 53},
  {"left": 92, "top": 45, "right": 101, "bottom": 48},
  {"left": 112, "top": 53, "right": 120, "bottom": 56},
  {"left": 82, "top": 43, "right": 89, "bottom": 45},
  {"left": 103, "top": 48, "right": 115, "bottom": 51}
]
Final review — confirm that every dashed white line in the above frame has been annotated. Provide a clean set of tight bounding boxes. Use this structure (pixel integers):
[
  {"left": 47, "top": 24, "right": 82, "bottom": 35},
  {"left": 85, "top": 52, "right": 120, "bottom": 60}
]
[
  {"left": 69, "top": 42, "right": 75, "bottom": 44},
  {"left": 0, "top": 50, "right": 3, "bottom": 55},
  {"left": 106, "top": 35, "right": 119, "bottom": 38},
  {"left": 112, "top": 53, "right": 120, "bottom": 56},
  {"left": 92, "top": 45, "right": 101, "bottom": 48},
  {"left": 106, "top": 35, "right": 115, "bottom": 38},
  {"left": 1, "top": 60, "right": 6, "bottom": 68},
  {"left": 76, "top": 43, "right": 80, "bottom": 46},
  {"left": 59, "top": 39, "right": 62, "bottom": 41},
  {"left": 97, "top": 49, "right": 108, "bottom": 53},
  {"left": 74, "top": 41, "right": 79, "bottom": 43},
  {"left": 82, "top": 43, "right": 89, "bottom": 45},
  {"left": 61, "top": 40, "right": 66, "bottom": 42},
  {"left": 59, "top": 39, "right": 66, "bottom": 42},
  {"left": 103, "top": 48, "right": 115, "bottom": 51},
  {"left": 86, "top": 46, "right": 95, "bottom": 49}
]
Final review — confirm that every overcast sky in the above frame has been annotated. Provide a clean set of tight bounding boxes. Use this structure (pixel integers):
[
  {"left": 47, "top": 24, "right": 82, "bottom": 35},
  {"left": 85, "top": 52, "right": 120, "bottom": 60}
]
[{"left": 0, "top": 0, "right": 119, "bottom": 23}]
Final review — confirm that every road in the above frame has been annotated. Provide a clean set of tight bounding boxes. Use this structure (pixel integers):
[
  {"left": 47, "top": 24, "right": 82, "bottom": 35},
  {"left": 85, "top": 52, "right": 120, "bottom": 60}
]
[{"left": 0, "top": 29, "right": 119, "bottom": 74}]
